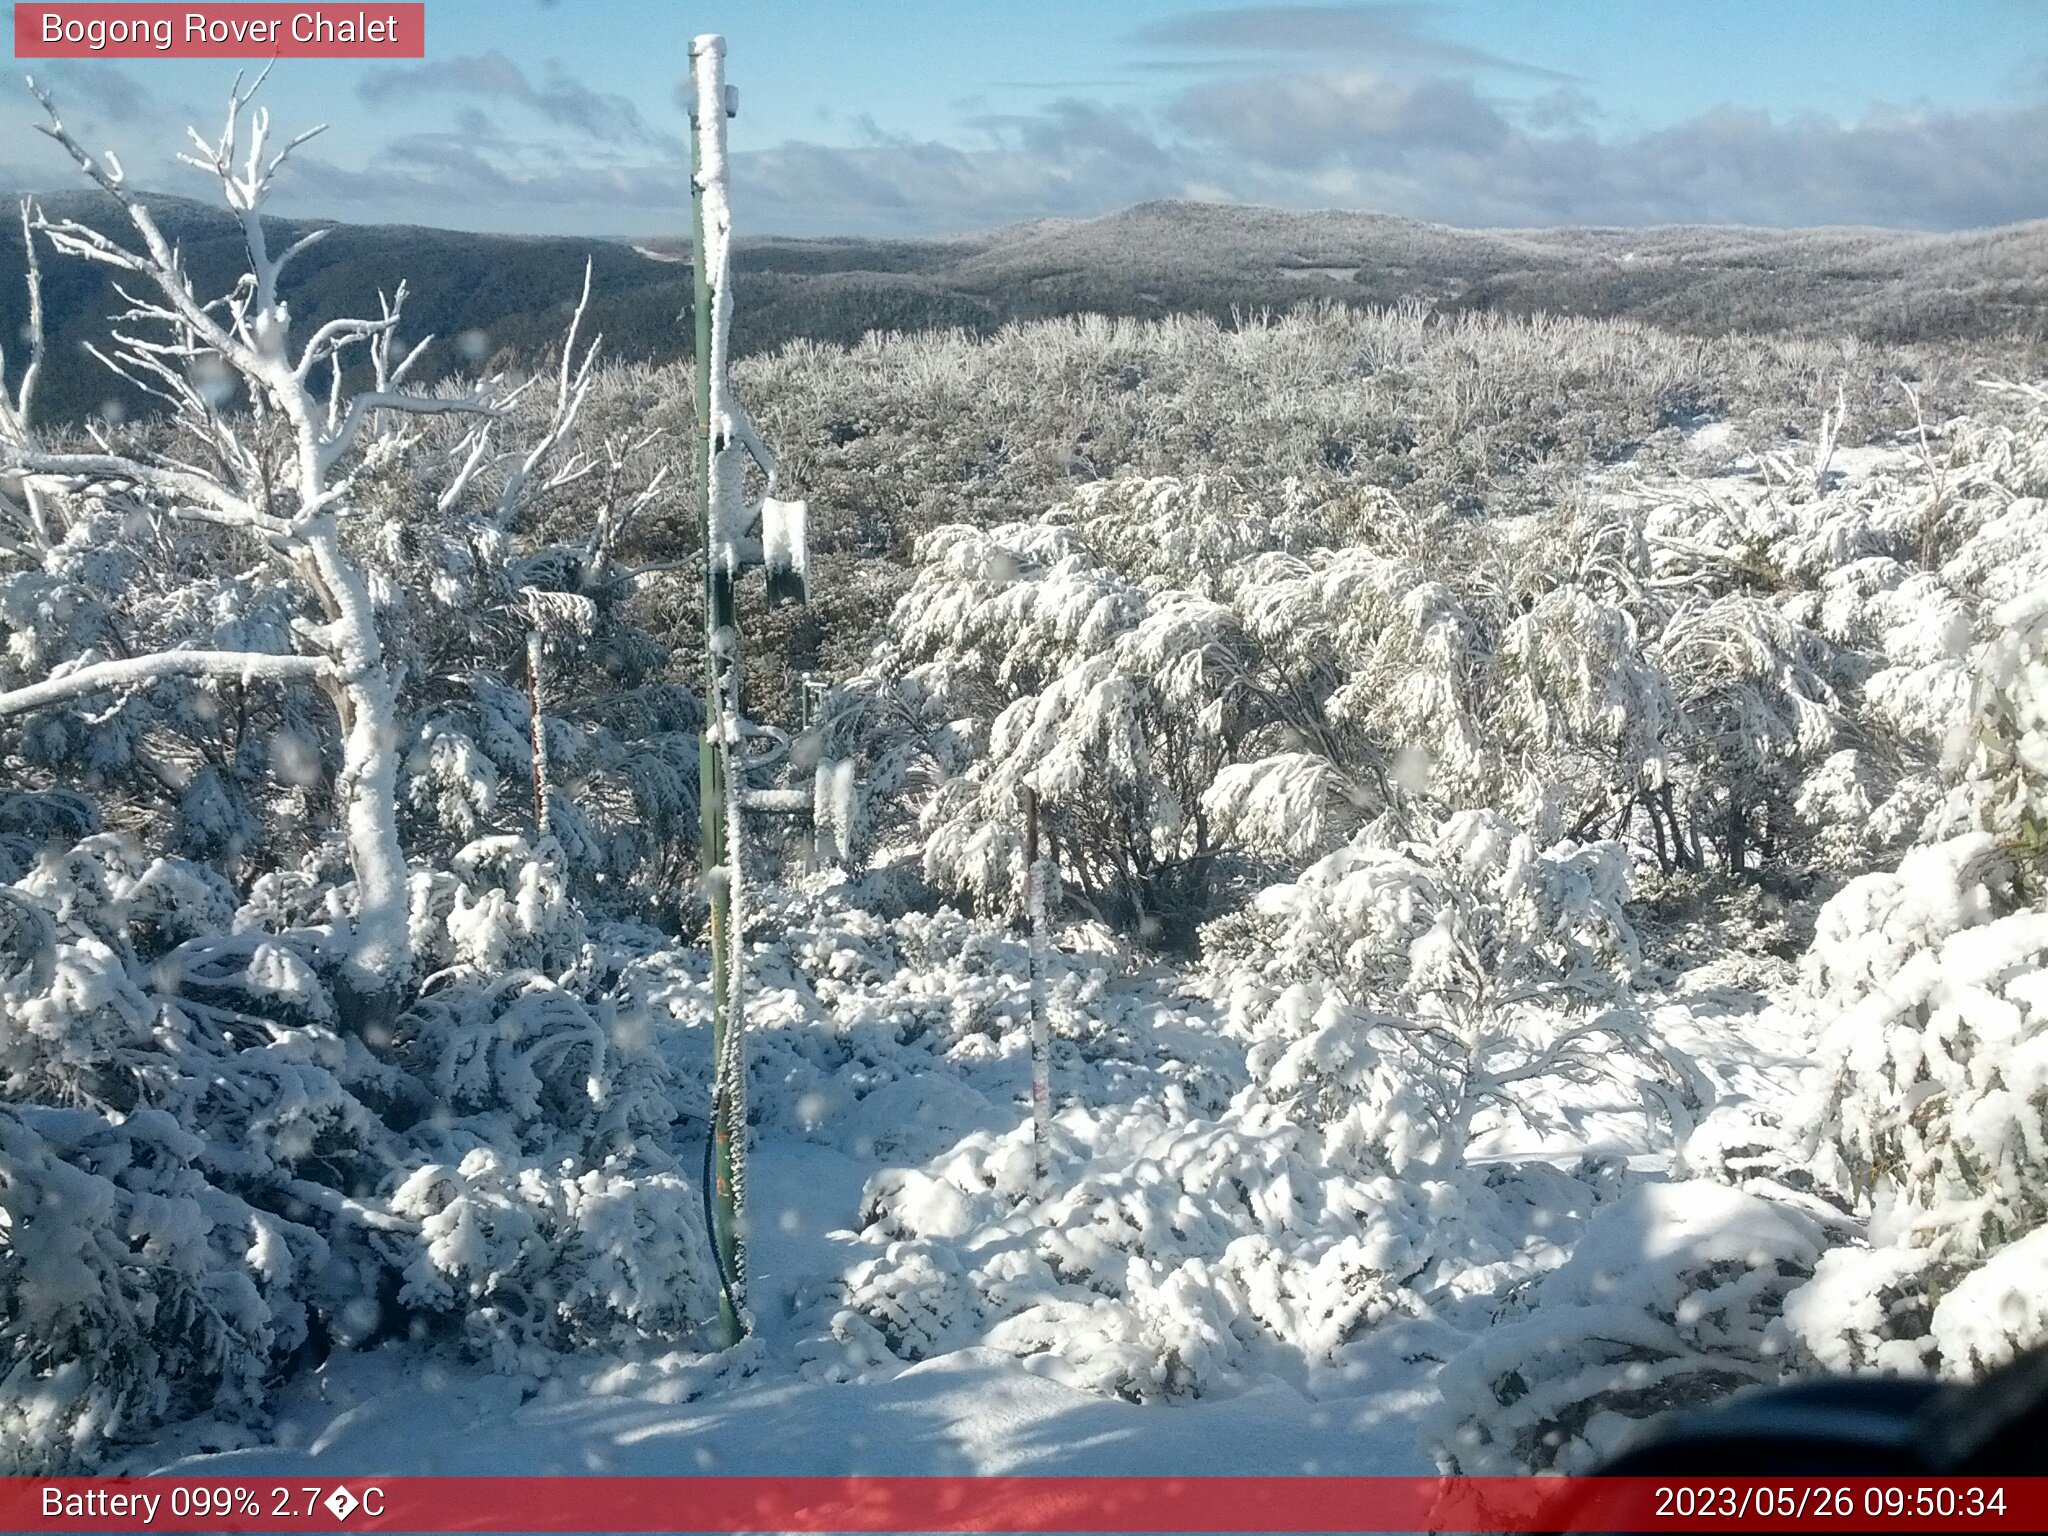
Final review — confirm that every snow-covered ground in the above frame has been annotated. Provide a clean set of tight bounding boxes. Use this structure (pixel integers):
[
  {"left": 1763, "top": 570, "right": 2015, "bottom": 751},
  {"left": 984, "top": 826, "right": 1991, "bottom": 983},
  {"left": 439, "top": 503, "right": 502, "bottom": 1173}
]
[
  {"left": 140, "top": 952, "right": 1440, "bottom": 1480},
  {"left": 150, "top": 1143, "right": 1435, "bottom": 1482},
  {"left": 137, "top": 925, "right": 1808, "bottom": 1485}
]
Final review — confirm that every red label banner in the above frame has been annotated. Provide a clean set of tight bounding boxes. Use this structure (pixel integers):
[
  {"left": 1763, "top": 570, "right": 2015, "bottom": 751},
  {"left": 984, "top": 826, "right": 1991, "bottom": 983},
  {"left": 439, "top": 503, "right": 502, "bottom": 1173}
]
[
  {"left": 0, "top": 1476, "right": 2042, "bottom": 1532},
  {"left": 13, "top": 4, "right": 425, "bottom": 58}
]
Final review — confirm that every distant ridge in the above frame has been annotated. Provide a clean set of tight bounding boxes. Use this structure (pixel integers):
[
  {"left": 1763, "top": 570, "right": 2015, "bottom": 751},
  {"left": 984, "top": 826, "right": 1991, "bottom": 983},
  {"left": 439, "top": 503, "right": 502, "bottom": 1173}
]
[{"left": 4, "top": 191, "right": 2042, "bottom": 423}]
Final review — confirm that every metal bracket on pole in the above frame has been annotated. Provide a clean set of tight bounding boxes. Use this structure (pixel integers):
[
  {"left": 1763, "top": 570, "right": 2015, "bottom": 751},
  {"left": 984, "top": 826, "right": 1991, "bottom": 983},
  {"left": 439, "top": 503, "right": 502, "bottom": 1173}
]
[{"left": 741, "top": 788, "right": 814, "bottom": 815}]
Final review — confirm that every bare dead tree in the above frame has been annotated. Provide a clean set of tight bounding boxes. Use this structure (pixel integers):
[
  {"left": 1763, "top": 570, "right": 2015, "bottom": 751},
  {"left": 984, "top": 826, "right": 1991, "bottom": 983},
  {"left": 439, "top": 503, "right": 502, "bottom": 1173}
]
[{"left": 0, "top": 76, "right": 596, "bottom": 1021}]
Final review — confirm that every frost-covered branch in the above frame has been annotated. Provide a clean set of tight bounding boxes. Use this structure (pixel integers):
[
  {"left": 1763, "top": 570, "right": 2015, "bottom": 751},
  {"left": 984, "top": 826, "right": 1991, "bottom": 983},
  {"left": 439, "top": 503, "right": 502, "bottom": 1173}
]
[
  {"left": 28, "top": 80, "right": 276, "bottom": 388},
  {"left": 320, "top": 386, "right": 497, "bottom": 481},
  {"left": 14, "top": 447, "right": 283, "bottom": 532},
  {"left": 491, "top": 260, "right": 599, "bottom": 531},
  {"left": 3, "top": 199, "right": 45, "bottom": 429},
  {"left": 0, "top": 649, "right": 333, "bottom": 719},
  {"left": 0, "top": 200, "right": 56, "bottom": 551}
]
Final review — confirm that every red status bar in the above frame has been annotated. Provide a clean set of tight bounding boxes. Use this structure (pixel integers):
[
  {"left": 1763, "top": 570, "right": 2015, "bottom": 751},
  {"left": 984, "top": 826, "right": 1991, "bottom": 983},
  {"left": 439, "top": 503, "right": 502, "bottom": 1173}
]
[{"left": 1, "top": 1476, "right": 2041, "bottom": 1532}]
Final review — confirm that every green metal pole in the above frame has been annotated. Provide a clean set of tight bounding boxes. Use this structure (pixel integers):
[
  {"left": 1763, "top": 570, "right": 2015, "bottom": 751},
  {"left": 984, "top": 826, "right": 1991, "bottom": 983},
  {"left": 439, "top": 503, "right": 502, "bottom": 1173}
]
[{"left": 691, "top": 34, "right": 744, "bottom": 1347}]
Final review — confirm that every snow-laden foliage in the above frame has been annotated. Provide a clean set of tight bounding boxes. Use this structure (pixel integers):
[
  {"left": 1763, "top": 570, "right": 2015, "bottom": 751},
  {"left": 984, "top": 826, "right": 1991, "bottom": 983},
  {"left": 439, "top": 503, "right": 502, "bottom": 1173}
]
[
  {"left": 0, "top": 88, "right": 720, "bottom": 1471},
  {"left": 1649, "top": 595, "right": 1839, "bottom": 873},
  {"left": 727, "top": 876, "right": 1645, "bottom": 1411},
  {"left": 1205, "top": 812, "right": 1701, "bottom": 1177},
  {"left": 1430, "top": 1182, "right": 1842, "bottom": 1474},
  {"left": 830, "top": 435, "right": 1956, "bottom": 946},
  {"left": 0, "top": 810, "right": 714, "bottom": 1470},
  {"left": 772, "top": 321, "right": 2048, "bottom": 1470},
  {"left": 833, "top": 1098, "right": 1630, "bottom": 1405},
  {"left": 5, "top": 82, "right": 2047, "bottom": 1483},
  {"left": 389, "top": 1147, "right": 717, "bottom": 1370},
  {"left": 1776, "top": 525, "right": 2048, "bottom": 1379},
  {"left": 1417, "top": 386, "right": 2048, "bottom": 1471},
  {"left": 0, "top": 353, "right": 705, "bottom": 930},
  {"left": 0, "top": 1103, "right": 295, "bottom": 1475},
  {"left": 608, "top": 874, "right": 1608, "bottom": 1407},
  {"left": 884, "top": 514, "right": 1260, "bottom": 943}
]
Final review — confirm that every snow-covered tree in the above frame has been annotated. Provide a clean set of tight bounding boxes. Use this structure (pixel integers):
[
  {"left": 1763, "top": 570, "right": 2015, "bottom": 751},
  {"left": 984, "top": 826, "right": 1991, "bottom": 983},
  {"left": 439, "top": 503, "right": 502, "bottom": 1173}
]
[
  {"left": 1650, "top": 595, "right": 1839, "bottom": 874},
  {"left": 842, "top": 456, "right": 1881, "bottom": 945},
  {"left": 1, "top": 75, "right": 716, "bottom": 976},
  {"left": 888, "top": 521, "right": 1259, "bottom": 942},
  {"left": 0, "top": 84, "right": 508, "bottom": 1014},
  {"left": 0, "top": 83, "right": 721, "bottom": 1472}
]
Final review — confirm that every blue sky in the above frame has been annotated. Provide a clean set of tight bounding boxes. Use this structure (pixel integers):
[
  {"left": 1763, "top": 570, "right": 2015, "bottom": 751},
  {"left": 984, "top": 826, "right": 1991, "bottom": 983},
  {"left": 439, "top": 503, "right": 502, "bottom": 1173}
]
[{"left": 5, "top": 1, "right": 2046, "bottom": 236}]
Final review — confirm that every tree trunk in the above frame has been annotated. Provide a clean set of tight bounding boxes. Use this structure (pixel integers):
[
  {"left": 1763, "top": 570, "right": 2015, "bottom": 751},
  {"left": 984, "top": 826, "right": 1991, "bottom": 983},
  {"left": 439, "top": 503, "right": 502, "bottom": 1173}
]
[
  {"left": 1643, "top": 790, "right": 1671, "bottom": 872},
  {"left": 306, "top": 525, "right": 411, "bottom": 1016},
  {"left": 1723, "top": 794, "right": 1747, "bottom": 875},
  {"left": 335, "top": 670, "right": 411, "bottom": 1018}
]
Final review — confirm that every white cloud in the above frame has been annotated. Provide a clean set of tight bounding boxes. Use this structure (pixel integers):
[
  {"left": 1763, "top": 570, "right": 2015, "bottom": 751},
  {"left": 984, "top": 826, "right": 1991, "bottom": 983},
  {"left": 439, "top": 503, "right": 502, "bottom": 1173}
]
[
  {"left": 716, "top": 75, "right": 2048, "bottom": 236},
  {"left": 359, "top": 51, "right": 681, "bottom": 153},
  {"left": 1128, "top": 4, "right": 1576, "bottom": 82}
]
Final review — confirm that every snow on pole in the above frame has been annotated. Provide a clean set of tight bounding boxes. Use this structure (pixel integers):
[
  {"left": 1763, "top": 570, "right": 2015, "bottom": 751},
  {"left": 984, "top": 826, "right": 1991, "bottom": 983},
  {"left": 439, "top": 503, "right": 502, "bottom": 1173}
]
[
  {"left": 696, "top": 36, "right": 740, "bottom": 575},
  {"left": 692, "top": 30, "right": 748, "bottom": 1346},
  {"left": 721, "top": 705, "right": 750, "bottom": 1298},
  {"left": 1021, "top": 785, "right": 1053, "bottom": 1190},
  {"left": 690, "top": 35, "right": 810, "bottom": 1341}
]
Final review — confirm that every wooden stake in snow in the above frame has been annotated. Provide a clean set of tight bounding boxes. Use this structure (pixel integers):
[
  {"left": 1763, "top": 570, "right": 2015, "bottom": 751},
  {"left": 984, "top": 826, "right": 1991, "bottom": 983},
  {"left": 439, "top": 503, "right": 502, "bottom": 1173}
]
[
  {"left": 525, "top": 630, "right": 552, "bottom": 838},
  {"left": 1021, "top": 785, "right": 1053, "bottom": 1188}
]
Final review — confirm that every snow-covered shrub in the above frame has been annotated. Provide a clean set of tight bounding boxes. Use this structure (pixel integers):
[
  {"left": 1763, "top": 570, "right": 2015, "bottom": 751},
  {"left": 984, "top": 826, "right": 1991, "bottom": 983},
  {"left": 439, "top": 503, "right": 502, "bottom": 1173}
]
[
  {"left": 1787, "top": 834, "right": 2048, "bottom": 1368},
  {"left": 1954, "top": 585, "right": 2048, "bottom": 888},
  {"left": 0, "top": 827, "right": 719, "bottom": 1468},
  {"left": 801, "top": 673, "right": 968, "bottom": 874},
  {"left": 0, "top": 1104, "right": 318, "bottom": 1474},
  {"left": 394, "top": 971, "right": 675, "bottom": 1157},
  {"left": 1927, "top": 1227, "right": 2048, "bottom": 1373},
  {"left": 0, "top": 84, "right": 729, "bottom": 1470},
  {"left": 409, "top": 835, "right": 587, "bottom": 979},
  {"left": 403, "top": 674, "right": 706, "bottom": 921},
  {"left": 1430, "top": 1182, "right": 1839, "bottom": 1474},
  {"left": 830, "top": 1240, "right": 980, "bottom": 1364},
  {"left": 1782, "top": 472, "right": 2048, "bottom": 1377},
  {"left": 1208, "top": 812, "right": 1701, "bottom": 1177},
  {"left": 1650, "top": 595, "right": 1840, "bottom": 873},
  {"left": 843, "top": 434, "right": 1938, "bottom": 941},
  {"left": 1227, "top": 546, "right": 1490, "bottom": 825},
  {"left": 390, "top": 1147, "right": 718, "bottom": 1371},
  {"left": 1780, "top": 1245, "right": 1938, "bottom": 1374},
  {"left": 835, "top": 1092, "right": 1627, "bottom": 1403},
  {"left": 729, "top": 888, "right": 1156, "bottom": 1165}
]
